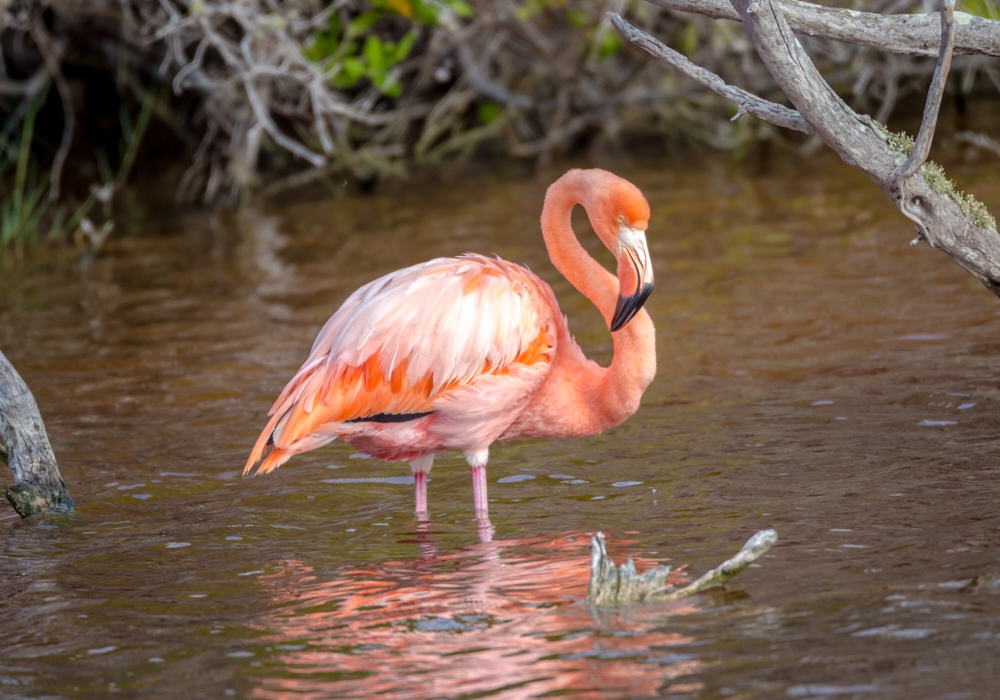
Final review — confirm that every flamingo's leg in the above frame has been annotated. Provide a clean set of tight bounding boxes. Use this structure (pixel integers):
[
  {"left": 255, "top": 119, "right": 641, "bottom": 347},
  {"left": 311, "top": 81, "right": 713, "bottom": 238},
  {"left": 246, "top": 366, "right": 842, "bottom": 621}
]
[
  {"left": 465, "top": 449, "right": 494, "bottom": 542},
  {"left": 409, "top": 453, "right": 434, "bottom": 516},
  {"left": 465, "top": 448, "right": 490, "bottom": 513}
]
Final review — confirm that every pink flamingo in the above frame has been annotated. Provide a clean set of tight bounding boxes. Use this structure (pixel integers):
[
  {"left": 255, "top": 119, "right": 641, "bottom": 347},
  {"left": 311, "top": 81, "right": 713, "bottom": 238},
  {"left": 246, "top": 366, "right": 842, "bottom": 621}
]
[{"left": 245, "top": 169, "right": 656, "bottom": 524}]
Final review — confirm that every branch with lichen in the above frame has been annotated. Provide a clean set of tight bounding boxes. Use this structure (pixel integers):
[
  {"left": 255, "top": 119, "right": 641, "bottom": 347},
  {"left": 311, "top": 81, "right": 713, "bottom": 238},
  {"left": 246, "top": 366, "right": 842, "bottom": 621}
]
[
  {"left": 873, "top": 121, "right": 996, "bottom": 232},
  {"left": 587, "top": 529, "right": 778, "bottom": 605},
  {"left": 613, "top": 1, "right": 1000, "bottom": 299}
]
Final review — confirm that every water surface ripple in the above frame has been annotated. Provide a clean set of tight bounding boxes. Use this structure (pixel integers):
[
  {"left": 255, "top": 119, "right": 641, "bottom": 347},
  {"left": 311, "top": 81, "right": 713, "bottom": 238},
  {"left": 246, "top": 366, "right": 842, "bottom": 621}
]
[{"left": 2, "top": 156, "right": 999, "bottom": 698}]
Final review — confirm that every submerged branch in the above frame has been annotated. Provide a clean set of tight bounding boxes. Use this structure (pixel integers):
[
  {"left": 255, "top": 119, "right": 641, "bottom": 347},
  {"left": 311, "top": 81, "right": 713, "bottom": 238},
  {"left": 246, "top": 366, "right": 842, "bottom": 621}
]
[{"left": 587, "top": 529, "right": 778, "bottom": 605}]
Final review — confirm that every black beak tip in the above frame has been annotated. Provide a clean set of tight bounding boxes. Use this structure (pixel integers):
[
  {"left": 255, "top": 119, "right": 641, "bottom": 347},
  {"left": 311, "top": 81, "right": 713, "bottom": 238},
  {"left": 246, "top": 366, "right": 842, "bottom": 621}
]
[{"left": 610, "top": 282, "right": 654, "bottom": 332}]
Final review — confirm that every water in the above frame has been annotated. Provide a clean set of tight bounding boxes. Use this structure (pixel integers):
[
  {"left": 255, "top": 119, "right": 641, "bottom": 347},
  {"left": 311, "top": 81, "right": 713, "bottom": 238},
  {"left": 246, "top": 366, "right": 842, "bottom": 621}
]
[{"left": 2, "top": 152, "right": 1000, "bottom": 698}]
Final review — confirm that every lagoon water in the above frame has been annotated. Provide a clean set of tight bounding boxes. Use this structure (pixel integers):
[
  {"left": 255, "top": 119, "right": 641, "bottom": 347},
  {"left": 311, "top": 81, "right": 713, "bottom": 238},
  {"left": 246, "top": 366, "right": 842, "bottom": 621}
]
[{"left": 2, "top": 152, "right": 999, "bottom": 698}]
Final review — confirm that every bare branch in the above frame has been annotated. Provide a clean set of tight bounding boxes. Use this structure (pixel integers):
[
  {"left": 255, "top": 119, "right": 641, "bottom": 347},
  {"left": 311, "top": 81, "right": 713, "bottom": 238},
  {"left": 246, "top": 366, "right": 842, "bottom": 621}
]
[
  {"left": 616, "top": 0, "right": 1000, "bottom": 299},
  {"left": 955, "top": 130, "right": 1000, "bottom": 156},
  {"left": 0, "top": 66, "right": 48, "bottom": 97},
  {"left": 895, "top": 0, "right": 956, "bottom": 184},
  {"left": 609, "top": 13, "right": 813, "bottom": 135},
  {"left": 728, "top": 0, "right": 875, "bottom": 169},
  {"left": 647, "top": 0, "right": 1000, "bottom": 58}
]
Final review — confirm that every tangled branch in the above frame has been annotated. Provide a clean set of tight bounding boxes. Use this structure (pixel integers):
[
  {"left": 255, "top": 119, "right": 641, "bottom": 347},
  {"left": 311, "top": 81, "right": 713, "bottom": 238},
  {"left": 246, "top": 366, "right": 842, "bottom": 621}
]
[{"left": 612, "top": 0, "right": 1000, "bottom": 298}]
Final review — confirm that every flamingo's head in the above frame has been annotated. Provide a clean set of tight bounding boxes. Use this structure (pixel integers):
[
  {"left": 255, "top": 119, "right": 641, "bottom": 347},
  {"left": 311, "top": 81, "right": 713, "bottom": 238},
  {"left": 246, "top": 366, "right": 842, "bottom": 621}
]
[{"left": 586, "top": 172, "right": 653, "bottom": 331}]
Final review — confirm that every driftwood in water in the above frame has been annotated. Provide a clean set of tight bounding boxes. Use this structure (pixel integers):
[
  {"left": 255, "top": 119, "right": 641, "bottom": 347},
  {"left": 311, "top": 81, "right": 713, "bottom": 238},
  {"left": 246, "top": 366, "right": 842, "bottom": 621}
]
[
  {"left": 587, "top": 529, "right": 778, "bottom": 605},
  {"left": 0, "top": 350, "right": 73, "bottom": 517}
]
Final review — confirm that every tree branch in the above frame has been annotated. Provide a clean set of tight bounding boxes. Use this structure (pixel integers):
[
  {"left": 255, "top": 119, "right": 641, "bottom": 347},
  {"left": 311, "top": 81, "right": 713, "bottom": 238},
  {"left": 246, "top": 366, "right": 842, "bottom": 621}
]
[
  {"left": 646, "top": 0, "right": 1000, "bottom": 58},
  {"left": 0, "top": 350, "right": 73, "bottom": 517},
  {"left": 614, "top": 0, "right": 1000, "bottom": 299},
  {"left": 609, "top": 14, "right": 813, "bottom": 135},
  {"left": 895, "top": 0, "right": 955, "bottom": 184}
]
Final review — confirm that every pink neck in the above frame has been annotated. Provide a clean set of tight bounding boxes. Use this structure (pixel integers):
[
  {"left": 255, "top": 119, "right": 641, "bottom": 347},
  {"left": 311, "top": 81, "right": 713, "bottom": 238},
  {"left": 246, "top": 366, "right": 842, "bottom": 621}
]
[
  {"left": 541, "top": 172, "right": 618, "bottom": 323},
  {"left": 541, "top": 173, "right": 657, "bottom": 426}
]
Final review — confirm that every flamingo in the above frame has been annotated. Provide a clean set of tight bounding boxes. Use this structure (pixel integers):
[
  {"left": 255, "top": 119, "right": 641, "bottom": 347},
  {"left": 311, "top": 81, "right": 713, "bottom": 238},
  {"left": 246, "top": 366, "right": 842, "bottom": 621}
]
[{"left": 244, "top": 169, "right": 656, "bottom": 525}]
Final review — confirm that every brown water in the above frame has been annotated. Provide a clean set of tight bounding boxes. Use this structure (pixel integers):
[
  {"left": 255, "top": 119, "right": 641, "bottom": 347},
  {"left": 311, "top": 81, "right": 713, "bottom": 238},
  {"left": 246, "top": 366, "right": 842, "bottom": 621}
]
[{"left": 2, "top": 153, "right": 1000, "bottom": 699}]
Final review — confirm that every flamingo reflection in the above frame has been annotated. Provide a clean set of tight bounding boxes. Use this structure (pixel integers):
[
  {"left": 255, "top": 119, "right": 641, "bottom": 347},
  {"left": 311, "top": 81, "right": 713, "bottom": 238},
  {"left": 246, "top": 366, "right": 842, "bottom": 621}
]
[{"left": 247, "top": 529, "right": 705, "bottom": 699}]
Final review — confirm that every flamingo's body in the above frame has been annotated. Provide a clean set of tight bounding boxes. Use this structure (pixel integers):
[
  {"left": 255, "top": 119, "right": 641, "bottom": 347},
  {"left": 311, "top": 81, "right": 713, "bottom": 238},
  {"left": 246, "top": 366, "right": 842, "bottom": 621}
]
[{"left": 245, "top": 169, "right": 656, "bottom": 521}]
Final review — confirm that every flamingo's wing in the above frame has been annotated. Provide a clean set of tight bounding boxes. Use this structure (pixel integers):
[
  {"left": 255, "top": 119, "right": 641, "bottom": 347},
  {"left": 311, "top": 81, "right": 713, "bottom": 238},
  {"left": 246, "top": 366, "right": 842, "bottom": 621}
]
[{"left": 246, "top": 255, "right": 557, "bottom": 474}]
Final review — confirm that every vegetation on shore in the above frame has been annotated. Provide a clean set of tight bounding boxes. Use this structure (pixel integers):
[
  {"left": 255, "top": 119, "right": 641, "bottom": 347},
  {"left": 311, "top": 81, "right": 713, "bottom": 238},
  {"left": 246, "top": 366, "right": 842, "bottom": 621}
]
[{"left": 1, "top": 0, "right": 999, "bottom": 257}]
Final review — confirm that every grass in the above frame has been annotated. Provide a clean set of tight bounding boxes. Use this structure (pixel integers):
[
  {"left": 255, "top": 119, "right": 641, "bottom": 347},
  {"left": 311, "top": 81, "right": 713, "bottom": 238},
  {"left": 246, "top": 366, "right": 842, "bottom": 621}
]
[{"left": 0, "top": 78, "right": 159, "bottom": 263}]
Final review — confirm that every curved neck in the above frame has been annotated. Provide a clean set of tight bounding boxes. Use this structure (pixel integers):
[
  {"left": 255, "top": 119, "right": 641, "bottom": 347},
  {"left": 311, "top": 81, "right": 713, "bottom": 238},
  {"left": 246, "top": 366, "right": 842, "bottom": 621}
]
[
  {"left": 540, "top": 172, "right": 618, "bottom": 325},
  {"left": 540, "top": 173, "right": 657, "bottom": 427}
]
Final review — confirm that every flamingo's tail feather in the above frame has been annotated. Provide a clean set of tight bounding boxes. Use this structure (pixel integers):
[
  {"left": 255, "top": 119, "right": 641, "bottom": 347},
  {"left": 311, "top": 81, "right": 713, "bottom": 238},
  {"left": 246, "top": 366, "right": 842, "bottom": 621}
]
[
  {"left": 244, "top": 408, "right": 291, "bottom": 476},
  {"left": 253, "top": 446, "right": 294, "bottom": 476},
  {"left": 244, "top": 413, "right": 340, "bottom": 476}
]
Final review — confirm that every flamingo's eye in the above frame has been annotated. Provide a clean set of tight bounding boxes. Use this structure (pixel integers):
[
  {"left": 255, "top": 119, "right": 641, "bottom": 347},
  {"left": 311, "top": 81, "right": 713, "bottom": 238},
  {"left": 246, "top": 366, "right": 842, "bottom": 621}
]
[{"left": 617, "top": 215, "right": 625, "bottom": 224}]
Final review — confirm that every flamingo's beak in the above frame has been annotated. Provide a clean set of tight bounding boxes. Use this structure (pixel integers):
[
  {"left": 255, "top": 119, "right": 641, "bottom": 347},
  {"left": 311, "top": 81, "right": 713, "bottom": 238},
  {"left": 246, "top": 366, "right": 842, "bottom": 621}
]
[{"left": 610, "top": 227, "right": 653, "bottom": 332}]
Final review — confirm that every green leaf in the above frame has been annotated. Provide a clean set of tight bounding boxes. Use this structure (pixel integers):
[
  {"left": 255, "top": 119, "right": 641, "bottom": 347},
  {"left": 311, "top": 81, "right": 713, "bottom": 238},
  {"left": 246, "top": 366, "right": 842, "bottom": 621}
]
[
  {"left": 395, "top": 29, "right": 418, "bottom": 62},
  {"left": 477, "top": 101, "right": 502, "bottom": 124},
  {"left": 376, "top": 72, "right": 402, "bottom": 97},
  {"left": 677, "top": 22, "right": 700, "bottom": 57},
  {"left": 332, "top": 57, "right": 367, "bottom": 88},
  {"left": 346, "top": 11, "right": 381, "bottom": 39},
  {"left": 597, "top": 31, "right": 621, "bottom": 61},
  {"left": 410, "top": 0, "right": 440, "bottom": 23},
  {"left": 567, "top": 8, "right": 589, "bottom": 28},
  {"left": 327, "top": 11, "right": 341, "bottom": 41},
  {"left": 364, "top": 35, "right": 388, "bottom": 75},
  {"left": 444, "top": 0, "right": 474, "bottom": 18}
]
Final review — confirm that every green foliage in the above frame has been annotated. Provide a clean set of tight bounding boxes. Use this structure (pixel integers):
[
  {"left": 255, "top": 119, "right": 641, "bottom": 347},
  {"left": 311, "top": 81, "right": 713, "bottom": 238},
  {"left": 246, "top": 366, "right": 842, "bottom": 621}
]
[
  {"left": 477, "top": 101, "right": 502, "bottom": 125},
  {"left": 303, "top": 0, "right": 471, "bottom": 97},
  {"left": 677, "top": 22, "right": 701, "bottom": 57},
  {"left": 958, "top": 0, "right": 999, "bottom": 19},
  {"left": 596, "top": 30, "right": 622, "bottom": 61},
  {"left": 1, "top": 79, "right": 158, "bottom": 260},
  {"left": 1, "top": 85, "right": 61, "bottom": 254}
]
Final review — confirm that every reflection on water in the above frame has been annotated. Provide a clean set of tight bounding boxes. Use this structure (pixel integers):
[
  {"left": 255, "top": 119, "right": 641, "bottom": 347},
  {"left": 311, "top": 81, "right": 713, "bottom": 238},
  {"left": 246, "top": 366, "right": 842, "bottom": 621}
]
[
  {"left": 251, "top": 531, "right": 699, "bottom": 699},
  {"left": 1, "top": 151, "right": 1000, "bottom": 698}
]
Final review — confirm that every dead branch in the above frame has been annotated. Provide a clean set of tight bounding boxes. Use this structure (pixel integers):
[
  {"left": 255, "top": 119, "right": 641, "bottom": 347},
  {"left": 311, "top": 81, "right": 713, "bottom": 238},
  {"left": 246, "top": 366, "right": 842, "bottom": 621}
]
[
  {"left": 4, "top": 0, "right": 1000, "bottom": 207},
  {"left": 646, "top": 0, "right": 1000, "bottom": 58},
  {"left": 609, "top": 16, "right": 812, "bottom": 135},
  {"left": 956, "top": 130, "right": 1000, "bottom": 157},
  {"left": 613, "top": 2, "right": 1000, "bottom": 299},
  {"left": 895, "top": 0, "right": 955, "bottom": 184},
  {"left": 587, "top": 529, "right": 777, "bottom": 605},
  {"left": 0, "top": 350, "right": 73, "bottom": 517}
]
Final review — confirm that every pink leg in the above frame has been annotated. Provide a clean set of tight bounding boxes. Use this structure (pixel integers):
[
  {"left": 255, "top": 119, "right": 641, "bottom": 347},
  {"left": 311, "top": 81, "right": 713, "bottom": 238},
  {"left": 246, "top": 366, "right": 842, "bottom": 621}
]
[
  {"left": 471, "top": 466, "right": 488, "bottom": 513},
  {"left": 414, "top": 471, "right": 428, "bottom": 514},
  {"left": 409, "top": 453, "right": 434, "bottom": 515},
  {"left": 465, "top": 449, "right": 493, "bottom": 542}
]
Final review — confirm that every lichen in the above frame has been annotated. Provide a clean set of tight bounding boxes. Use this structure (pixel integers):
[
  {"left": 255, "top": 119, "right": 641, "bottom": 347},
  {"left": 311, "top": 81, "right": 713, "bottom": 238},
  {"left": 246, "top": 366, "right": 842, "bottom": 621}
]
[
  {"left": 921, "top": 161, "right": 998, "bottom": 232},
  {"left": 871, "top": 120, "right": 914, "bottom": 156},
  {"left": 872, "top": 120, "right": 997, "bottom": 232}
]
